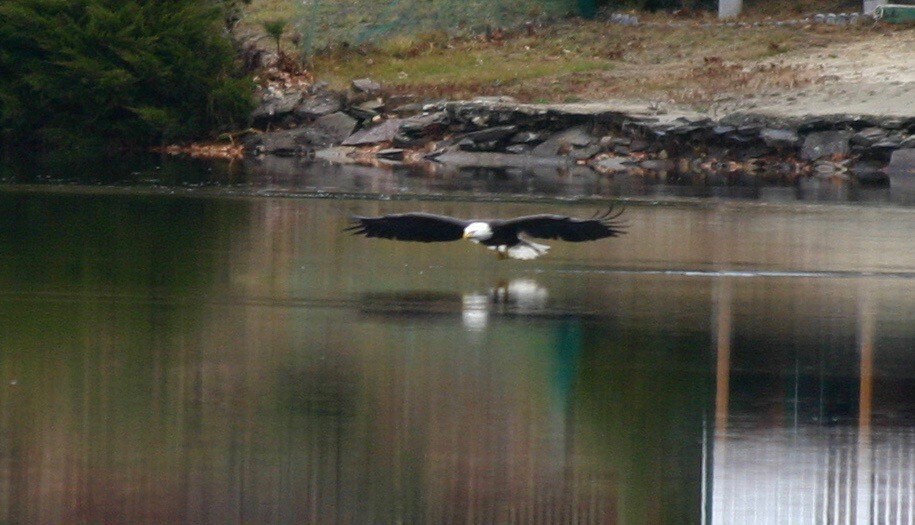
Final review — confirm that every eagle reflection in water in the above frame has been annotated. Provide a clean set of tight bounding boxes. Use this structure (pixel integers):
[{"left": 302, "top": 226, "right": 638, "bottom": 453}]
[
  {"left": 462, "top": 279, "right": 550, "bottom": 332},
  {"left": 359, "top": 280, "right": 550, "bottom": 332}
]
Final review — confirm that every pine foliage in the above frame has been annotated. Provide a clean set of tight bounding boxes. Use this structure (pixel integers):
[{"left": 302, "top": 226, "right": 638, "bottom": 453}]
[{"left": 0, "top": 0, "right": 253, "bottom": 148}]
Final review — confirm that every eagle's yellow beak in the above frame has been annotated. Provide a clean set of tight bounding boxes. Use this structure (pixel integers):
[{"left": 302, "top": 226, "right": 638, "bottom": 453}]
[{"left": 462, "top": 231, "right": 471, "bottom": 239}]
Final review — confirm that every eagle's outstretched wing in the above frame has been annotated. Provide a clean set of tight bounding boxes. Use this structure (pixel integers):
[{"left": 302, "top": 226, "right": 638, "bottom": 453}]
[
  {"left": 499, "top": 208, "right": 626, "bottom": 242},
  {"left": 346, "top": 213, "right": 470, "bottom": 242}
]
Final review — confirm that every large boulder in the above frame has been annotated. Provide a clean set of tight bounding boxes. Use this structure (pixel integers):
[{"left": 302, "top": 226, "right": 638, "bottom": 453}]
[
  {"left": 351, "top": 78, "right": 382, "bottom": 94},
  {"left": 294, "top": 92, "right": 343, "bottom": 119},
  {"left": 400, "top": 111, "right": 449, "bottom": 136},
  {"left": 851, "top": 127, "right": 888, "bottom": 148},
  {"left": 887, "top": 149, "right": 915, "bottom": 188},
  {"left": 456, "top": 125, "right": 518, "bottom": 143},
  {"left": 311, "top": 112, "right": 358, "bottom": 143},
  {"left": 251, "top": 91, "right": 304, "bottom": 127},
  {"left": 532, "top": 126, "right": 595, "bottom": 157},
  {"left": 760, "top": 128, "right": 801, "bottom": 149},
  {"left": 342, "top": 119, "right": 405, "bottom": 146},
  {"left": 244, "top": 127, "right": 339, "bottom": 156},
  {"left": 800, "top": 130, "right": 853, "bottom": 161}
]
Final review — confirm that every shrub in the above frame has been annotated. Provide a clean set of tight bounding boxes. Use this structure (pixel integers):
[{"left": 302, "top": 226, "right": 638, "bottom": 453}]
[{"left": 0, "top": 0, "right": 254, "bottom": 149}]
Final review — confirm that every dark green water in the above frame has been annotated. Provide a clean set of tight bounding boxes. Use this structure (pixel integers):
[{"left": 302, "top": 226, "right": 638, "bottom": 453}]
[{"left": 2, "top": 168, "right": 915, "bottom": 523}]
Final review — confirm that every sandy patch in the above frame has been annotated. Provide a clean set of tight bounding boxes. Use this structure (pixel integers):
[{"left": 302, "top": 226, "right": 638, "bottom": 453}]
[{"left": 719, "top": 30, "right": 915, "bottom": 118}]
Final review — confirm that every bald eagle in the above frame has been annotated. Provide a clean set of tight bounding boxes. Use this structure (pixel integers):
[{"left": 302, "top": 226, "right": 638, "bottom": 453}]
[{"left": 346, "top": 208, "right": 626, "bottom": 260}]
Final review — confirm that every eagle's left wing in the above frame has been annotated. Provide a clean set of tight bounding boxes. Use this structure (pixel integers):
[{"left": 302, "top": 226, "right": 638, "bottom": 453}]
[
  {"left": 346, "top": 213, "right": 469, "bottom": 242},
  {"left": 501, "top": 208, "right": 626, "bottom": 242}
]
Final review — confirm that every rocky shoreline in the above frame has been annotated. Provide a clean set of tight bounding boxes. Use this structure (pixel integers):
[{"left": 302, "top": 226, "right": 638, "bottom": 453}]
[{"left": 241, "top": 79, "right": 915, "bottom": 188}]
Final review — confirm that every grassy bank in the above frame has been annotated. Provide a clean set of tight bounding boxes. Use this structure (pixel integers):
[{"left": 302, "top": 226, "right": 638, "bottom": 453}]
[
  {"left": 313, "top": 20, "right": 880, "bottom": 106},
  {"left": 242, "top": 1, "right": 903, "bottom": 109}
]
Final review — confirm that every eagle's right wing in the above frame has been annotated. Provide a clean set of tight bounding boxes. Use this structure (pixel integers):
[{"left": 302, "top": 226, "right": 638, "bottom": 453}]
[
  {"left": 501, "top": 207, "right": 626, "bottom": 242},
  {"left": 346, "top": 213, "right": 469, "bottom": 242}
]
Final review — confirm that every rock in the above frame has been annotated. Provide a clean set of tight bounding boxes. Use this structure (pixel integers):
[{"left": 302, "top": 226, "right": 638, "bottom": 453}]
[
  {"left": 510, "top": 131, "right": 546, "bottom": 144},
  {"left": 760, "top": 128, "right": 801, "bottom": 149},
  {"left": 400, "top": 111, "right": 449, "bottom": 136},
  {"left": 736, "top": 124, "right": 762, "bottom": 136},
  {"left": 600, "top": 136, "right": 631, "bottom": 149},
  {"left": 310, "top": 112, "right": 358, "bottom": 143},
  {"left": 376, "top": 148, "right": 406, "bottom": 161},
  {"left": 471, "top": 96, "right": 518, "bottom": 104},
  {"left": 800, "top": 130, "right": 853, "bottom": 161},
  {"left": 359, "top": 98, "right": 385, "bottom": 112},
  {"left": 346, "top": 105, "right": 381, "bottom": 122},
  {"left": 887, "top": 149, "right": 915, "bottom": 187},
  {"left": 646, "top": 126, "right": 669, "bottom": 140},
  {"left": 470, "top": 115, "right": 490, "bottom": 128},
  {"left": 392, "top": 132, "right": 427, "bottom": 148},
  {"left": 454, "top": 137, "right": 500, "bottom": 152},
  {"left": 669, "top": 124, "right": 704, "bottom": 136},
  {"left": 505, "top": 144, "right": 530, "bottom": 154},
  {"left": 392, "top": 103, "right": 425, "bottom": 117},
  {"left": 351, "top": 78, "right": 381, "bottom": 94},
  {"left": 457, "top": 138, "right": 477, "bottom": 151},
  {"left": 901, "top": 136, "right": 915, "bottom": 149},
  {"left": 342, "top": 119, "right": 405, "bottom": 146},
  {"left": 347, "top": 99, "right": 384, "bottom": 120},
  {"left": 851, "top": 127, "right": 888, "bottom": 148},
  {"left": 249, "top": 128, "right": 336, "bottom": 156},
  {"left": 294, "top": 92, "right": 343, "bottom": 119},
  {"left": 532, "top": 126, "right": 595, "bottom": 157},
  {"left": 629, "top": 139, "right": 649, "bottom": 152},
  {"left": 569, "top": 144, "right": 602, "bottom": 161},
  {"left": 872, "top": 140, "right": 902, "bottom": 150},
  {"left": 457, "top": 125, "right": 518, "bottom": 143},
  {"left": 251, "top": 91, "right": 304, "bottom": 126}
]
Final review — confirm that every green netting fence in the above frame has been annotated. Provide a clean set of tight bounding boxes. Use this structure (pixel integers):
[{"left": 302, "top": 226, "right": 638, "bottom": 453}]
[{"left": 296, "top": 0, "right": 578, "bottom": 55}]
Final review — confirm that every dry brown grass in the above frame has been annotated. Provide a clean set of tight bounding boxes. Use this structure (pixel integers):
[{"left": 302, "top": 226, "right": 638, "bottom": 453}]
[
  {"left": 241, "top": 1, "right": 904, "bottom": 106},
  {"left": 317, "top": 19, "right": 885, "bottom": 105}
]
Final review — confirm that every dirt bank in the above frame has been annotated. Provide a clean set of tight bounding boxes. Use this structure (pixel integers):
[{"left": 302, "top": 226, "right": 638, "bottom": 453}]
[{"left": 714, "top": 29, "right": 915, "bottom": 118}]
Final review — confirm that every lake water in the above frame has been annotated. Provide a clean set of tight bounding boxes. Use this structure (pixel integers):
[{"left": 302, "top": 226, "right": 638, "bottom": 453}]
[{"left": 2, "top": 158, "right": 915, "bottom": 524}]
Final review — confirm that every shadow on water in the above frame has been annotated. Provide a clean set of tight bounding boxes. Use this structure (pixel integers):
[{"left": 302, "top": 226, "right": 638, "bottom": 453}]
[{"left": 2, "top": 187, "right": 915, "bottom": 523}]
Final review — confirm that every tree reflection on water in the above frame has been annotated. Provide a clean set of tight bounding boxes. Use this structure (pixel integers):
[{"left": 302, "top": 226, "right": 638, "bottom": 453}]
[{"left": 1, "top": 193, "right": 914, "bottom": 523}]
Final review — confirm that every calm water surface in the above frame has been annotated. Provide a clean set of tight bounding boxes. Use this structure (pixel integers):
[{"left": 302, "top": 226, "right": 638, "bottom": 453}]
[{"left": 2, "top": 161, "right": 915, "bottom": 524}]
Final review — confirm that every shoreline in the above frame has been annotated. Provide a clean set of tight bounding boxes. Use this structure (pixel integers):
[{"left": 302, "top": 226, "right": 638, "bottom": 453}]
[{"left": 228, "top": 92, "right": 914, "bottom": 188}]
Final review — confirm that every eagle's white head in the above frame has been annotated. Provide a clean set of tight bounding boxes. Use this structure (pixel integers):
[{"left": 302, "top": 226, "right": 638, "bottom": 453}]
[{"left": 463, "top": 222, "right": 493, "bottom": 242}]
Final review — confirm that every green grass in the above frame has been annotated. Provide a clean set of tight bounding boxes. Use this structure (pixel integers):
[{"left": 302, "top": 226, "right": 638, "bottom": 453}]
[
  {"left": 314, "top": 47, "right": 609, "bottom": 91},
  {"left": 244, "top": 0, "right": 297, "bottom": 25}
]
